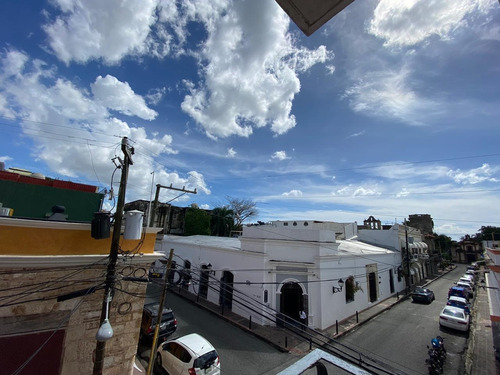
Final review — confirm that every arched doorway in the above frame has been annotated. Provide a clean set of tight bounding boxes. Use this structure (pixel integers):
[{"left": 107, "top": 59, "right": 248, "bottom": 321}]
[
  {"left": 279, "top": 282, "right": 306, "bottom": 327},
  {"left": 219, "top": 271, "right": 234, "bottom": 310}
]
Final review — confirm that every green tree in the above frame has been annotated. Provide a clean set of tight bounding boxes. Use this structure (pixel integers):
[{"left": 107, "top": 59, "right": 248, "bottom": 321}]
[
  {"left": 210, "top": 206, "right": 234, "bottom": 237},
  {"left": 476, "top": 226, "right": 500, "bottom": 241},
  {"left": 434, "top": 233, "right": 453, "bottom": 260},
  {"left": 184, "top": 204, "right": 210, "bottom": 236}
]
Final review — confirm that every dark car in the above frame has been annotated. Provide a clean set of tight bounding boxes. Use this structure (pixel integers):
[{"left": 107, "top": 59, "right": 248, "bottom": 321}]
[
  {"left": 140, "top": 303, "right": 177, "bottom": 343},
  {"left": 411, "top": 287, "right": 435, "bottom": 304}
]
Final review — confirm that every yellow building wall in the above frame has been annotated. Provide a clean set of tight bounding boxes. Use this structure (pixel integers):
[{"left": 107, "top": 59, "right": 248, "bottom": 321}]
[{"left": 0, "top": 220, "right": 159, "bottom": 256}]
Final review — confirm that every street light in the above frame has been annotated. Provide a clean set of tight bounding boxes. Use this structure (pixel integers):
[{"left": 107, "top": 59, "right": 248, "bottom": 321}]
[{"left": 332, "top": 278, "right": 344, "bottom": 294}]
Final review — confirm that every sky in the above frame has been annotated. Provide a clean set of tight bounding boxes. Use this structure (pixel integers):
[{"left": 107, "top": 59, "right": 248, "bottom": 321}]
[{"left": 0, "top": 0, "right": 499, "bottom": 240}]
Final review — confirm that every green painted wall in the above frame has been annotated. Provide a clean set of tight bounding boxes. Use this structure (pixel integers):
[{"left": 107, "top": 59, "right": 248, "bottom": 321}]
[{"left": 0, "top": 180, "right": 103, "bottom": 222}]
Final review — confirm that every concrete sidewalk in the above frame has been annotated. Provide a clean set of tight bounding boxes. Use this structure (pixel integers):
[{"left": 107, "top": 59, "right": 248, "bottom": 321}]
[
  {"left": 170, "top": 265, "right": 497, "bottom": 373},
  {"left": 466, "top": 267, "right": 498, "bottom": 375}
]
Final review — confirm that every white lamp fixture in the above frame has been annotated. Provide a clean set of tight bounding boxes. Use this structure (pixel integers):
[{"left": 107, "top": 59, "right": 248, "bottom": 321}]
[{"left": 96, "top": 292, "right": 113, "bottom": 342}]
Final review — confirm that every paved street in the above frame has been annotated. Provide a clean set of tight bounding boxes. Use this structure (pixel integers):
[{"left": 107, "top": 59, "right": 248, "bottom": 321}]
[
  {"left": 337, "top": 265, "right": 469, "bottom": 375},
  {"left": 138, "top": 283, "right": 301, "bottom": 375},
  {"left": 136, "top": 264, "right": 497, "bottom": 375}
]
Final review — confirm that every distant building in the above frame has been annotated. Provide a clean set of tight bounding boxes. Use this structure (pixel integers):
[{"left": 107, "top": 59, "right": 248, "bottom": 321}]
[
  {"left": 357, "top": 216, "right": 431, "bottom": 285},
  {"left": 158, "top": 220, "right": 404, "bottom": 331},
  {"left": 125, "top": 200, "right": 193, "bottom": 234},
  {"left": 454, "top": 235, "right": 482, "bottom": 264}
]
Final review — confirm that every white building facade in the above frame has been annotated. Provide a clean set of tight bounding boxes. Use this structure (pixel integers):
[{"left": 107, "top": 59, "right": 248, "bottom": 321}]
[
  {"left": 158, "top": 220, "right": 405, "bottom": 331},
  {"left": 358, "top": 223, "right": 430, "bottom": 285}
]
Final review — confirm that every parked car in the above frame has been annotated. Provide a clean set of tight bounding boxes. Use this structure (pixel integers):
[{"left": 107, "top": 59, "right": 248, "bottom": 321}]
[
  {"left": 447, "top": 296, "right": 471, "bottom": 314},
  {"left": 459, "top": 276, "right": 475, "bottom": 288},
  {"left": 456, "top": 281, "right": 474, "bottom": 298},
  {"left": 439, "top": 306, "right": 470, "bottom": 332},
  {"left": 448, "top": 286, "right": 469, "bottom": 301},
  {"left": 140, "top": 303, "right": 177, "bottom": 343},
  {"left": 156, "top": 333, "right": 220, "bottom": 375},
  {"left": 465, "top": 267, "right": 478, "bottom": 276},
  {"left": 411, "top": 287, "right": 435, "bottom": 304}
]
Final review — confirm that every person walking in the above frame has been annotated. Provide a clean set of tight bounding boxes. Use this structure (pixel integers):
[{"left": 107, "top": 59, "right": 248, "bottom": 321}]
[{"left": 299, "top": 310, "right": 307, "bottom": 331}]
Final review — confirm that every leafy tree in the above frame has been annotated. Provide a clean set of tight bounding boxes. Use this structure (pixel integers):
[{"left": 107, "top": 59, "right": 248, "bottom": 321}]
[
  {"left": 226, "top": 196, "right": 258, "bottom": 231},
  {"left": 210, "top": 206, "right": 234, "bottom": 237},
  {"left": 434, "top": 233, "right": 453, "bottom": 260},
  {"left": 184, "top": 204, "right": 210, "bottom": 236},
  {"left": 476, "top": 226, "right": 500, "bottom": 241}
]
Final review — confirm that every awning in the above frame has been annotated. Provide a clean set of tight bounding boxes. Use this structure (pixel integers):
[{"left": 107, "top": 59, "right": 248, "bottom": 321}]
[{"left": 409, "top": 242, "right": 428, "bottom": 250}]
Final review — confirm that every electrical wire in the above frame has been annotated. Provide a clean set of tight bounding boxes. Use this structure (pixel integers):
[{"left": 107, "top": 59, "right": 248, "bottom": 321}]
[
  {"left": 169, "top": 265, "right": 413, "bottom": 375},
  {"left": 0, "top": 257, "right": 108, "bottom": 306},
  {"left": 9, "top": 286, "right": 95, "bottom": 375}
]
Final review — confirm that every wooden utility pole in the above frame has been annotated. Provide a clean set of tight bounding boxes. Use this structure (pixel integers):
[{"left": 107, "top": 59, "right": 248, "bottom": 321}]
[
  {"left": 404, "top": 220, "right": 411, "bottom": 295},
  {"left": 146, "top": 248, "right": 174, "bottom": 375},
  {"left": 93, "top": 137, "right": 133, "bottom": 375},
  {"left": 149, "top": 184, "right": 197, "bottom": 228}
]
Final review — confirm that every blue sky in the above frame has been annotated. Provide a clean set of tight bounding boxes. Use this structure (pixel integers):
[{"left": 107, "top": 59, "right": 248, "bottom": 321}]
[{"left": 0, "top": 0, "right": 499, "bottom": 240}]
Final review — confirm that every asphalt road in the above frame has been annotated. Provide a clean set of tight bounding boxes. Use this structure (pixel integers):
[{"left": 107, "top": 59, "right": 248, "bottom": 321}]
[
  {"left": 336, "top": 264, "right": 470, "bottom": 375},
  {"left": 139, "top": 265, "right": 471, "bottom": 375},
  {"left": 140, "top": 282, "right": 301, "bottom": 375}
]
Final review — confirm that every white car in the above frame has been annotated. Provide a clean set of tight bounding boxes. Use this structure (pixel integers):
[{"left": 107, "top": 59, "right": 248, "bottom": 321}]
[
  {"left": 461, "top": 273, "right": 475, "bottom": 283},
  {"left": 439, "top": 306, "right": 470, "bottom": 332},
  {"left": 156, "top": 333, "right": 220, "bottom": 375},
  {"left": 447, "top": 296, "right": 471, "bottom": 314},
  {"left": 459, "top": 276, "right": 475, "bottom": 288}
]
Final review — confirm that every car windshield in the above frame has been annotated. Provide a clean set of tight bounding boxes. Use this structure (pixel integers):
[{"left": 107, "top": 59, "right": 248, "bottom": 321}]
[
  {"left": 193, "top": 350, "right": 218, "bottom": 369},
  {"left": 443, "top": 308, "right": 465, "bottom": 318},
  {"left": 414, "top": 288, "right": 426, "bottom": 293}
]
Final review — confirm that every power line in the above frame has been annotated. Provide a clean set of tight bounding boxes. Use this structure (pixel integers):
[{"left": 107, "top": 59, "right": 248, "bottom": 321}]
[{"left": 10, "top": 286, "right": 95, "bottom": 375}]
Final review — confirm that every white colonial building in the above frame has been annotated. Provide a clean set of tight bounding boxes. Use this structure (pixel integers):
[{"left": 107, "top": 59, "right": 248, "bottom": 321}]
[
  {"left": 358, "top": 222, "right": 430, "bottom": 285},
  {"left": 157, "top": 220, "right": 406, "bottom": 331}
]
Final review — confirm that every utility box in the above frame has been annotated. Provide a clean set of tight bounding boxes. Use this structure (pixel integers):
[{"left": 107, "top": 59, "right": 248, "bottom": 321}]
[
  {"left": 91, "top": 212, "right": 111, "bottom": 239},
  {"left": 124, "top": 210, "right": 143, "bottom": 240}
]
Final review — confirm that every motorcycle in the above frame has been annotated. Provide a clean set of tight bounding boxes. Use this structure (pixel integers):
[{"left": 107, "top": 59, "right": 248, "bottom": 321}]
[
  {"left": 431, "top": 336, "right": 446, "bottom": 362},
  {"left": 426, "top": 347, "right": 443, "bottom": 374}
]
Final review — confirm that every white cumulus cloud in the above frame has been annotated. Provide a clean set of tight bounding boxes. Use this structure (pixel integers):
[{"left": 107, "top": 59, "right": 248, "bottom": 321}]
[
  {"left": 271, "top": 151, "right": 289, "bottom": 161},
  {"left": 43, "top": 0, "right": 159, "bottom": 65},
  {"left": 369, "top": 0, "right": 492, "bottom": 48},
  {"left": 91, "top": 75, "right": 158, "bottom": 120},
  {"left": 282, "top": 189, "right": 303, "bottom": 197},
  {"left": 447, "top": 164, "right": 499, "bottom": 184}
]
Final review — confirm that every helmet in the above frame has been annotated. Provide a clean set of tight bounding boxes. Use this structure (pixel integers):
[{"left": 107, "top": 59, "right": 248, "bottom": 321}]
[{"left": 431, "top": 338, "right": 440, "bottom": 349}]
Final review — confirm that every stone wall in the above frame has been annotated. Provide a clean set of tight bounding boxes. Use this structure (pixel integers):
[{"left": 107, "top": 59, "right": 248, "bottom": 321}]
[{"left": 0, "top": 262, "right": 150, "bottom": 374}]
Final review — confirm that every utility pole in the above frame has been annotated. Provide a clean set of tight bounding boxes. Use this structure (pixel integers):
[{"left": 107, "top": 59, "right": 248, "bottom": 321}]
[
  {"left": 146, "top": 248, "right": 174, "bottom": 375},
  {"left": 149, "top": 184, "right": 197, "bottom": 229},
  {"left": 404, "top": 219, "right": 410, "bottom": 295},
  {"left": 93, "top": 137, "right": 134, "bottom": 375}
]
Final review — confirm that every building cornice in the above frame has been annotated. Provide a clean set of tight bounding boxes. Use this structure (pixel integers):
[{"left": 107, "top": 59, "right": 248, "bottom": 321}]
[{"left": 0, "top": 252, "right": 163, "bottom": 268}]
